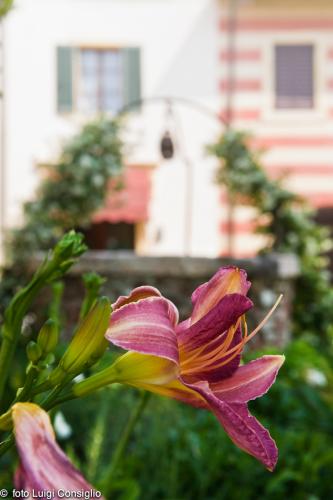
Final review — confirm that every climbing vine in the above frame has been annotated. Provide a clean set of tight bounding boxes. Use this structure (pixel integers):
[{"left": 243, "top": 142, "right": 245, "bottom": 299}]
[
  {"left": 7, "top": 118, "right": 124, "bottom": 262},
  {"left": 208, "top": 129, "right": 333, "bottom": 342}
]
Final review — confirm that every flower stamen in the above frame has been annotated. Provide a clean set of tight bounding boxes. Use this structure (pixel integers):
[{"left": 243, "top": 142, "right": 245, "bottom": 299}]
[
  {"left": 180, "top": 295, "right": 282, "bottom": 376},
  {"left": 180, "top": 318, "right": 241, "bottom": 371},
  {"left": 209, "top": 294, "right": 283, "bottom": 364}
]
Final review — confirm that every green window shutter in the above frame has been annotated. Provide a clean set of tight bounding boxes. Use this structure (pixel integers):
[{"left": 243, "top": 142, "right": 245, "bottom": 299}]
[
  {"left": 57, "top": 46, "right": 74, "bottom": 113},
  {"left": 122, "top": 47, "right": 142, "bottom": 109}
]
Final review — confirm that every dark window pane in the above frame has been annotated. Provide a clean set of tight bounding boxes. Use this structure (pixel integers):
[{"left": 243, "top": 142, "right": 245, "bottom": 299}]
[
  {"left": 81, "top": 222, "right": 135, "bottom": 250},
  {"left": 275, "top": 45, "right": 313, "bottom": 109}
]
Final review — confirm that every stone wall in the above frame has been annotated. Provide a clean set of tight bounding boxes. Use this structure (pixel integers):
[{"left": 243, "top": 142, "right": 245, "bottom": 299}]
[{"left": 37, "top": 251, "right": 299, "bottom": 349}]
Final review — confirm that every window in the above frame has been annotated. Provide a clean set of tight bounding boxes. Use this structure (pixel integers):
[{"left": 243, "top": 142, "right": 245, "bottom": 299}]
[
  {"left": 57, "top": 46, "right": 141, "bottom": 114},
  {"left": 274, "top": 45, "right": 314, "bottom": 109},
  {"left": 78, "top": 49, "right": 123, "bottom": 113}
]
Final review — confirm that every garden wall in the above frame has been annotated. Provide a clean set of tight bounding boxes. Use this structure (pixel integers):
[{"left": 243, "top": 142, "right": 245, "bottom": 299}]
[{"left": 43, "top": 251, "right": 299, "bottom": 349}]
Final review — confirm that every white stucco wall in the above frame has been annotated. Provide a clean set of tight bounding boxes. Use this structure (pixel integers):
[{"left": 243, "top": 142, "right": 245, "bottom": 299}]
[{"left": 1, "top": 0, "right": 223, "bottom": 258}]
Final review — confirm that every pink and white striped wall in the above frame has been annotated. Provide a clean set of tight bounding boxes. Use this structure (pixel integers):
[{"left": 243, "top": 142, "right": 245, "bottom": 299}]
[{"left": 218, "top": 3, "right": 333, "bottom": 257}]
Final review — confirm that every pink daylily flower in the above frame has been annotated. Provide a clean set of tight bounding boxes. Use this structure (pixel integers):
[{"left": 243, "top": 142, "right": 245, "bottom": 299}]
[
  {"left": 106, "top": 267, "right": 284, "bottom": 471},
  {"left": 12, "top": 403, "right": 102, "bottom": 499}
]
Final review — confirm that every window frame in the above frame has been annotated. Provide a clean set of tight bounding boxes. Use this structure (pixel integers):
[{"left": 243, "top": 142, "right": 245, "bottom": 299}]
[
  {"left": 76, "top": 47, "right": 124, "bottom": 115},
  {"left": 274, "top": 44, "right": 314, "bottom": 110},
  {"left": 56, "top": 44, "right": 142, "bottom": 118},
  {"left": 74, "top": 45, "right": 124, "bottom": 116},
  {"left": 262, "top": 35, "right": 325, "bottom": 122}
]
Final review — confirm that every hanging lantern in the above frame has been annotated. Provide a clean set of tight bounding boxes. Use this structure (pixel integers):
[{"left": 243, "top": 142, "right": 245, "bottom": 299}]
[{"left": 160, "top": 131, "right": 174, "bottom": 159}]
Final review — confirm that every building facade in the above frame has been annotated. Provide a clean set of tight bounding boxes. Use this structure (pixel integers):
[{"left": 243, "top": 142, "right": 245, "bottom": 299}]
[
  {"left": 0, "top": 0, "right": 333, "bottom": 261},
  {"left": 219, "top": 0, "right": 333, "bottom": 255}
]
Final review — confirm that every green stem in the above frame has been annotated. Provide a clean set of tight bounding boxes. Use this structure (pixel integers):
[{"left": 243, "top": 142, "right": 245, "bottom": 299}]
[
  {"left": 15, "top": 365, "right": 39, "bottom": 403},
  {"left": 43, "top": 392, "right": 76, "bottom": 410},
  {"left": 40, "top": 378, "right": 78, "bottom": 410},
  {"left": 0, "top": 365, "right": 40, "bottom": 430},
  {"left": 31, "top": 380, "right": 53, "bottom": 396},
  {"left": 49, "top": 281, "right": 64, "bottom": 324},
  {"left": 79, "top": 292, "right": 97, "bottom": 320},
  {"left": 100, "top": 391, "right": 150, "bottom": 495},
  {"left": 86, "top": 394, "right": 111, "bottom": 483},
  {"left": 0, "top": 231, "right": 86, "bottom": 408},
  {"left": 80, "top": 273, "right": 106, "bottom": 320},
  {"left": 41, "top": 385, "right": 66, "bottom": 408},
  {"left": 0, "top": 278, "right": 43, "bottom": 408},
  {"left": 0, "top": 434, "right": 14, "bottom": 457},
  {"left": 0, "top": 340, "right": 16, "bottom": 407}
]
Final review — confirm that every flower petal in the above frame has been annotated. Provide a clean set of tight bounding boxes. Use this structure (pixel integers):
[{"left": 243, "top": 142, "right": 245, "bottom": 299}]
[
  {"left": 183, "top": 381, "right": 278, "bottom": 470},
  {"left": 14, "top": 466, "right": 34, "bottom": 496},
  {"left": 106, "top": 297, "right": 179, "bottom": 363},
  {"left": 113, "top": 286, "right": 162, "bottom": 310},
  {"left": 178, "top": 293, "right": 252, "bottom": 352},
  {"left": 12, "top": 403, "right": 101, "bottom": 496},
  {"left": 175, "top": 318, "right": 191, "bottom": 336},
  {"left": 134, "top": 378, "right": 205, "bottom": 408},
  {"left": 211, "top": 355, "right": 285, "bottom": 403},
  {"left": 191, "top": 267, "right": 251, "bottom": 324}
]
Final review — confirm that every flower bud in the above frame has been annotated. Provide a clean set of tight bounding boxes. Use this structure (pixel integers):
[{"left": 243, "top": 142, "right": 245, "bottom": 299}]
[
  {"left": 53, "top": 230, "right": 87, "bottom": 262},
  {"left": 37, "top": 319, "right": 59, "bottom": 356},
  {"left": 37, "top": 353, "right": 55, "bottom": 369},
  {"left": 26, "top": 341, "right": 42, "bottom": 364},
  {"left": 79, "top": 272, "right": 106, "bottom": 319},
  {"left": 49, "top": 297, "right": 111, "bottom": 385}
]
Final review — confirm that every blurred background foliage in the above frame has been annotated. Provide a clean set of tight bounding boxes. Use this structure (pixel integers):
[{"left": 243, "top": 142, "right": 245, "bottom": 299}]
[
  {"left": 6, "top": 118, "right": 123, "bottom": 263},
  {"left": 209, "top": 130, "right": 333, "bottom": 345}
]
